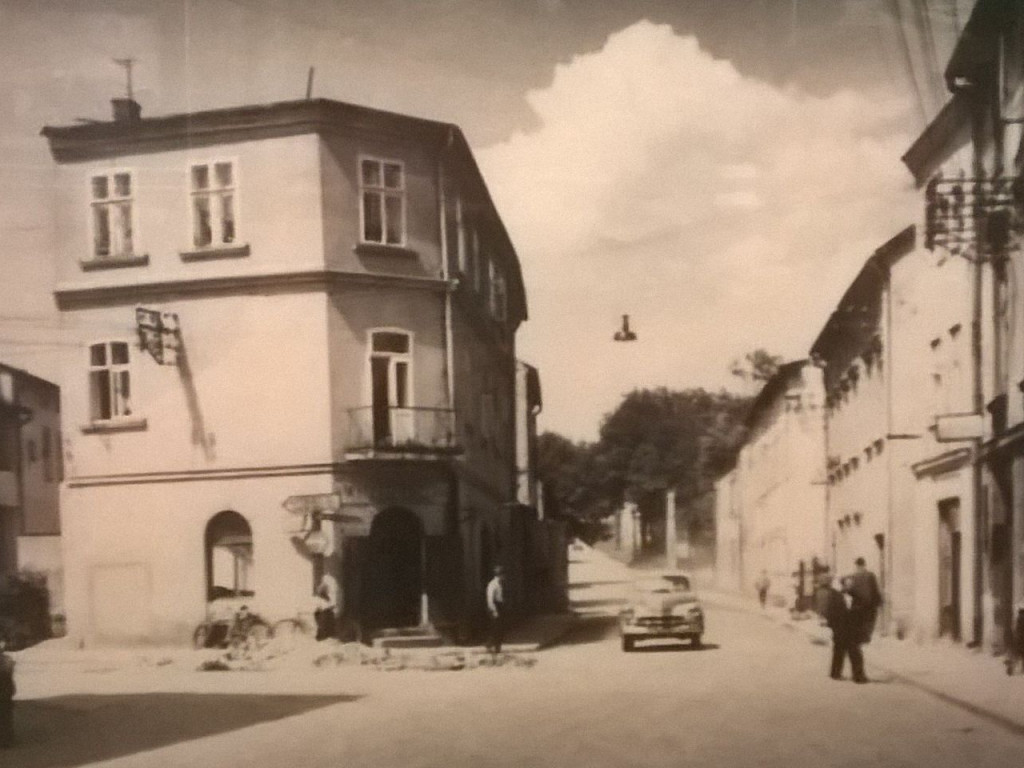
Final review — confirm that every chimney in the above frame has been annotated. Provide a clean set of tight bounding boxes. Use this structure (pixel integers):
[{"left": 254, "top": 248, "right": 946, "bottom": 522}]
[{"left": 111, "top": 98, "right": 142, "bottom": 123}]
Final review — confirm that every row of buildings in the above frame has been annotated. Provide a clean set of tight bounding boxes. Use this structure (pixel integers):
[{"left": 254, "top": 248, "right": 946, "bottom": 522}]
[
  {"left": 716, "top": 0, "right": 1024, "bottom": 652},
  {"left": 0, "top": 94, "right": 566, "bottom": 646}
]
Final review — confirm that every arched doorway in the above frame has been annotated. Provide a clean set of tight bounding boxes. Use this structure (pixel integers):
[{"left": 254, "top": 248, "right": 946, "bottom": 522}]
[
  {"left": 204, "top": 511, "right": 254, "bottom": 601},
  {"left": 364, "top": 508, "right": 422, "bottom": 630}
]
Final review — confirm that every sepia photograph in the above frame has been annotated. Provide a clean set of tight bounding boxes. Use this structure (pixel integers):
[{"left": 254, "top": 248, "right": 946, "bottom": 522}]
[{"left": 0, "top": 0, "right": 1023, "bottom": 765}]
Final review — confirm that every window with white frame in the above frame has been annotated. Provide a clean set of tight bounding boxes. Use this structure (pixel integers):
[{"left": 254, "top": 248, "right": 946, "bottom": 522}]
[
  {"left": 190, "top": 161, "right": 237, "bottom": 248},
  {"left": 360, "top": 158, "right": 405, "bottom": 245},
  {"left": 90, "top": 171, "right": 134, "bottom": 259},
  {"left": 88, "top": 342, "right": 133, "bottom": 421}
]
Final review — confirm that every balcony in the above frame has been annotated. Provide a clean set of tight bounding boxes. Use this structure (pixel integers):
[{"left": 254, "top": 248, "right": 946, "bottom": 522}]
[{"left": 346, "top": 406, "right": 460, "bottom": 457}]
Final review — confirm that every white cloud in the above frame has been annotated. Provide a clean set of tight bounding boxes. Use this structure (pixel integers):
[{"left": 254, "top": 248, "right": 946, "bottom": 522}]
[{"left": 478, "top": 20, "right": 919, "bottom": 440}]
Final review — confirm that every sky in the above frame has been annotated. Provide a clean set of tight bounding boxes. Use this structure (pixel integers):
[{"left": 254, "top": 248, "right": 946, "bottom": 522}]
[{"left": 0, "top": 0, "right": 973, "bottom": 440}]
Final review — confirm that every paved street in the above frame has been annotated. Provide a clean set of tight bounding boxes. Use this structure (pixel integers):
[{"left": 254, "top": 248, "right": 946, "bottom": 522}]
[{"left": 3, "top": 546, "right": 1024, "bottom": 767}]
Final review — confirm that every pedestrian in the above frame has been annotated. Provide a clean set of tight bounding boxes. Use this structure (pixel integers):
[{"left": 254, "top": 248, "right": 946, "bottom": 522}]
[
  {"left": 485, "top": 565, "right": 505, "bottom": 656},
  {"left": 314, "top": 572, "right": 339, "bottom": 641},
  {"left": 848, "top": 556, "right": 883, "bottom": 644},
  {"left": 824, "top": 576, "right": 867, "bottom": 683},
  {"left": 754, "top": 570, "right": 770, "bottom": 609},
  {"left": 0, "top": 638, "right": 14, "bottom": 748}
]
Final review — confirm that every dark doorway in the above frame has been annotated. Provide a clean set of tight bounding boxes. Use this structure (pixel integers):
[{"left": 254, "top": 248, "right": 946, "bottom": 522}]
[
  {"left": 938, "top": 498, "right": 961, "bottom": 640},
  {"left": 371, "top": 356, "right": 391, "bottom": 445},
  {"left": 363, "top": 508, "right": 423, "bottom": 630}
]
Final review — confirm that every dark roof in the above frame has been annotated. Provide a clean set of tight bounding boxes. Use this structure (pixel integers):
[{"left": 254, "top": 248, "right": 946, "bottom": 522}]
[
  {"left": 0, "top": 361, "right": 59, "bottom": 394},
  {"left": 41, "top": 98, "right": 458, "bottom": 162},
  {"left": 743, "top": 360, "right": 807, "bottom": 430},
  {"left": 42, "top": 97, "right": 527, "bottom": 320},
  {"left": 900, "top": 96, "right": 972, "bottom": 187},
  {"left": 945, "top": 0, "right": 1018, "bottom": 92},
  {"left": 809, "top": 226, "right": 915, "bottom": 360}
]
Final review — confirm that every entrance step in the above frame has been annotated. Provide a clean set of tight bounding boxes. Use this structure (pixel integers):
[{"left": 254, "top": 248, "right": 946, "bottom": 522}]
[{"left": 371, "top": 626, "right": 445, "bottom": 649}]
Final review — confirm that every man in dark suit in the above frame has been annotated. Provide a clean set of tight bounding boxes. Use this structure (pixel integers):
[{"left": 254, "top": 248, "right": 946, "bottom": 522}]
[
  {"left": 824, "top": 576, "right": 867, "bottom": 683},
  {"left": 848, "top": 556, "right": 883, "bottom": 644}
]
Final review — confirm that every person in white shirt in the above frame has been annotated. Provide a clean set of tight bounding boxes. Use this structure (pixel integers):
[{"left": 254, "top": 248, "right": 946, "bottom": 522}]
[{"left": 485, "top": 565, "right": 505, "bottom": 655}]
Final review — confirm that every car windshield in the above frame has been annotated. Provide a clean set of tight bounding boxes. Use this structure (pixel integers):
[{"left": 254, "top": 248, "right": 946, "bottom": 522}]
[{"left": 633, "top": 575, "right": 691, "bottom": 594}]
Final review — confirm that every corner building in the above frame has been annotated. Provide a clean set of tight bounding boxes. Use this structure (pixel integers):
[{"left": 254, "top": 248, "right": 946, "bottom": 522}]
[{"left": 43, "top": 98, "right": 530, "bottom": 645}]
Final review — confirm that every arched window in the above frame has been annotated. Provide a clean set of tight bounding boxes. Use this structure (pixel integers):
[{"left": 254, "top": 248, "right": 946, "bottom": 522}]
[{"left": 204, "top": 510, "right": 253, "bottom": 601}]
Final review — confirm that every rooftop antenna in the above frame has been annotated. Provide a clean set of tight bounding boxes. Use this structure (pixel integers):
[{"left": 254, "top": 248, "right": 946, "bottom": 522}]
[
  {"left": 306, "top": 66, "right": 315, "bottom": 100},
  {"left": 113, "top": 57, "right": 135, "bottom": 100}
]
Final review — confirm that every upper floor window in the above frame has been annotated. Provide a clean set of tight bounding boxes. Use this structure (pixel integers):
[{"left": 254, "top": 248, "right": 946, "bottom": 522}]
[
  {"left": 88, "top": 341, "right": 133, "bottom": 422},
  {"left": 444, "top": 190, "right": 464, "bottom": 274},
  {"left": 191, "top": 162, "right": 237, "bottom": 248},
  {"left": 489, "top": 261, "right": 508, "bottom": 322},
  {"left": 41, "top": 426, "right": 53, "bottom": 482},
  {"left": 360, "top": 158, "right": 405, "bottom": 245},
  {"left": 90, "top": 171, "right": 134, "bottom": 259}
]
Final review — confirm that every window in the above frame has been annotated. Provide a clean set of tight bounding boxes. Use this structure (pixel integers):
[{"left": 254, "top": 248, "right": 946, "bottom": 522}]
[
  {"left": 489, "top": 262, "right": 508, "bottom": 321},
  {"left": 360, "top": 158, "right": 405, "bottom": 245},
  {"left": 42, "top": 427, "right": 52, "bottom": 482},
  {"left": 466, "top": 225, "right": 479, "bottom": 287},
  {"left": 88, "top": 342, "right": 133, "bottom": 421},
  {"left": 190, "top": 161, "right": 237, "bottom": 248},
  {"left": 443, "top": 189, "right": 464, "bottom": 274},
  {"left": 90, "top": 171, "right": 134, "bottom": 259},
  {"left": 369, "top": 330, "right": 414, "bottom": 445}
]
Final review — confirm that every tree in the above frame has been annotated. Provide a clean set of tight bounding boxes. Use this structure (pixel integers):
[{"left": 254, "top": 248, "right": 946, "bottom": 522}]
[
  {"left": 729, "top": 348, "right": 784, "bottom": 393},
  {"left": 536, "top": 432, "right": 609, "bottom": 542},
  {"left": 594, "top": 387, "right": 750, "bottom": 552}
]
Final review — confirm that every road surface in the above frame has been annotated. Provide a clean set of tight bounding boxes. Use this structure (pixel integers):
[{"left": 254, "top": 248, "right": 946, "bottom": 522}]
[{"left": 6, "top": 546, "right": 1024, "bottom": 767}]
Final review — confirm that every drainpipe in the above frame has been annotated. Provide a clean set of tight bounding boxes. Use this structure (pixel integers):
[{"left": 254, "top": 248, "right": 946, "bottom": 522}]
[
  {"left": 437, "top": 135, "right": 458, "bottom": 631},
  {"left": 883, "top": 257, "right": 894, "bottom": 636}
]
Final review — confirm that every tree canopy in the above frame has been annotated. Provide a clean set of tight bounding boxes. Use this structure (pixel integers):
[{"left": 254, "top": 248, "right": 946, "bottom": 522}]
[{"left": 538, "top": 387, "right": 750, "bottom": 547}]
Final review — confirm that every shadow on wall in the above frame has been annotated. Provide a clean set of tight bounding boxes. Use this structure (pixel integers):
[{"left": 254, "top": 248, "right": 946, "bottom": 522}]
[
  {"left": 7, "top": 693, "right": 359, "bottom": 767},
  {"left": 177, "top": 349, "right": 216, "bottom": 461}
]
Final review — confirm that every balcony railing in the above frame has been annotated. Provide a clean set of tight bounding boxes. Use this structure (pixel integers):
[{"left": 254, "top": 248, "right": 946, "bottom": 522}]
[{"left": 346, "top": 406, "right": 459, "bottom": 455}]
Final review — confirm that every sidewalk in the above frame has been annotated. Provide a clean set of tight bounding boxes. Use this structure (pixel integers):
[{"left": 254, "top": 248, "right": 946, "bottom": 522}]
[{"left": 704, "top": 588, "right": 1024, "bottom": 736}]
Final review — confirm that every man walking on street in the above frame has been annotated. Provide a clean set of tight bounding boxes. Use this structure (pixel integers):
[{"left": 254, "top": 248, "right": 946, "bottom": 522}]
[
  {"left": 848, "top": 556, "right": 883, "bottom": 644},
  {"left": 824, "top": 576, "right": 867, "bottom": 683},
  {"left": 485, "top": 565, "right": 505, "bottom": 656}
]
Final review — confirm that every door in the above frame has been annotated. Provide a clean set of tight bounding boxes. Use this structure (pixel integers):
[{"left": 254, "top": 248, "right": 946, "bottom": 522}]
[
  {"left": 363, "top": 508, "right": 423, "bottom": 630},
  {"left": 938, "top": 499, "right": 961, "bottom": 640},
  {"left": 369, "top": 331, "right": 413, "bottom": 447}
]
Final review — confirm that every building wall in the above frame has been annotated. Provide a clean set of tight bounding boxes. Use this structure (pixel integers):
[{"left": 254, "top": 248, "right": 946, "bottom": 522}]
[
  {"left": 714, "top": 471, "right": 742, "bottom": 593},
  {"left": 738, "top": 365, "right": 827, "bottom": 605},
  {"left": 52, "top": 133, "right": 326, "bottom": 286},
  {"left": 61, "top": 473, "right": 326, "bottom": 644},
  {"left": 59, "top": 293, "right": 333, "bottom": 479},
  {"left": 891, "top": 242, "right": 977, "bottom": 642}
]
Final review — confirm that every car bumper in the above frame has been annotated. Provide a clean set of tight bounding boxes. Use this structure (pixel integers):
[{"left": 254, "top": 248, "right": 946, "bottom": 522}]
[{"left": 621, "top": 618, "right": 703, "bottom": 638}]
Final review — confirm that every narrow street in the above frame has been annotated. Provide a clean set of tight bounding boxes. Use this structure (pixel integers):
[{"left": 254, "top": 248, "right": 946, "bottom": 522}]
[{"left": 6, "top": 546, "right": 1024, "bottom": 767}]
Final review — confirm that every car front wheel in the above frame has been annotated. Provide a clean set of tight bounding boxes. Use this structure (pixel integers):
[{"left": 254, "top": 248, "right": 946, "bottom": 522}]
[
  {"left": 691, "top": 634, "right": 703, "bottom": 649},
  {"left": 622, "top": 636, "right": 634, "bottom": 652}
]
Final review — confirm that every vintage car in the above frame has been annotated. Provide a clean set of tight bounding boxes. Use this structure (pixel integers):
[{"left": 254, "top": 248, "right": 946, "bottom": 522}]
[{"left": 619, "top": 571, "right": 704, "bottom": 651}]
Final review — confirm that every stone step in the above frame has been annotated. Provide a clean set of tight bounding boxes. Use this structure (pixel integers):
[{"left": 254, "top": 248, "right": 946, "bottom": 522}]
[{"left": 372, "top": 633, "right": 445, "bottom": 649}]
